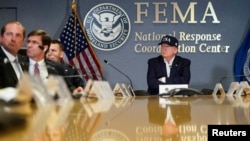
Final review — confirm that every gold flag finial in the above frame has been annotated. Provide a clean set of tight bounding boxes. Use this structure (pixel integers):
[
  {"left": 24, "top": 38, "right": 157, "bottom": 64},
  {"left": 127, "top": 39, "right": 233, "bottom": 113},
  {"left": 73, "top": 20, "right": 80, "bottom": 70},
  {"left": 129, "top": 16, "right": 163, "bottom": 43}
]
[{"left": 72, "top": 1, "right": 76, "bottom": 10}]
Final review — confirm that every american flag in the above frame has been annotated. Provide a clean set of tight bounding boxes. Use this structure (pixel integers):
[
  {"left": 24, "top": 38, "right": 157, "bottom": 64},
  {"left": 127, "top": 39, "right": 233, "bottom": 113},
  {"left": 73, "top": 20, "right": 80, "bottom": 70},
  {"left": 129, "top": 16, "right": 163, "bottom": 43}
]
[{"left": 59, "top": 2, "right": 102, "bottom": 81}]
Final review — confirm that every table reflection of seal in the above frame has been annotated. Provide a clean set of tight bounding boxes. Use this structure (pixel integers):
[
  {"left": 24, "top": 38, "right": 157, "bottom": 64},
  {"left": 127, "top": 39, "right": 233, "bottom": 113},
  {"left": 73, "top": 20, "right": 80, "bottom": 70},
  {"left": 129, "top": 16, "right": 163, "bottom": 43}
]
[
  {"left": 91, "top": 129, "right": 129, "bottom": 141},
  {"left": 147, "top": 97, "right": 191, "bottom": 140}
]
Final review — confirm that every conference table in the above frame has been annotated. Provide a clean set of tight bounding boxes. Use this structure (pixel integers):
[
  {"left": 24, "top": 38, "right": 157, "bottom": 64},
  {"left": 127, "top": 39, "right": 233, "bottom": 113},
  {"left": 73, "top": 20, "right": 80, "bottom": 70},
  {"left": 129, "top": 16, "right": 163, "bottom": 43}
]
[{"left": 0, "top": 94, "right": 249, "bottom": 141}]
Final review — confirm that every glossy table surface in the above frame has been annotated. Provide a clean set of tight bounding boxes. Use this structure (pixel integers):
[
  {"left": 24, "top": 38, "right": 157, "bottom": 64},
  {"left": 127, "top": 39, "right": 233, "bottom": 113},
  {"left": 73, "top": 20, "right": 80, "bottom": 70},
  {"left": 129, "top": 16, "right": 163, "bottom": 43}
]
[{"left": 1, "top": 94, "right": 250, "bottom": 141}]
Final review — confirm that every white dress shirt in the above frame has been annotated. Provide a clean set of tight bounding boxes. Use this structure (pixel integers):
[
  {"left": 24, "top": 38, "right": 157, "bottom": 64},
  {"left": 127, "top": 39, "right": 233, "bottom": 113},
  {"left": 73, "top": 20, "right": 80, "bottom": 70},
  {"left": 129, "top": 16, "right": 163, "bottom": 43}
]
[
  {"left": 164, "top": 57, "right": 175, "bottom": 78},
  {"left": 29, "top": 58, "right": 49, "bottom": 83}
]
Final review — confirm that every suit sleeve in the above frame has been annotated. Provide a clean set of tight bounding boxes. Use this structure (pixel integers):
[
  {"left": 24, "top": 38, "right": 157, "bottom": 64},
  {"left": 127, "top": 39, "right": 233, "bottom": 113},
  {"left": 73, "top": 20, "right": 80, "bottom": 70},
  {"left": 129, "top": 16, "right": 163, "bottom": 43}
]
[
  {"left": 63, "top": 64, "right": 85, "bottom": 92},
  {"left": 165, "top": 59, "right": 191, "bottom": 84},
  {"left": 71, "top": 67, "right": 86, "bottom": 88},
  {"left": 147, "top": 58, "right": 165, "bottom": 94}
]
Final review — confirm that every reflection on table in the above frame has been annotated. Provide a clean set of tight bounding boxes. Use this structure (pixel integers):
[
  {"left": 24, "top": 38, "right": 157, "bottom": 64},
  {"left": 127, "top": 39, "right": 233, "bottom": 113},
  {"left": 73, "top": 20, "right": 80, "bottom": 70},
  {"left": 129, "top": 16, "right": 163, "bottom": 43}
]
[
  {"left": 0, "top": 95, "right": 250, "bottom": 141},
  {"left": 148, "top": 97, "right": 191, "bottom": 140}
]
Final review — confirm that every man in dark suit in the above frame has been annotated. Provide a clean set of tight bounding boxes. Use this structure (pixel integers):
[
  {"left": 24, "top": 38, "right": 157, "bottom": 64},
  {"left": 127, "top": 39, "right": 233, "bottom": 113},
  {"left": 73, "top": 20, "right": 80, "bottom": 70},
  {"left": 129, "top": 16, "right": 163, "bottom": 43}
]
[
  {"left": 0, "top": 21, "right": 27, "bottom": 88},
  {"left": 147, "top": 35, "right": 191, "bottom": 94},
  {"left": 46, "top": 39, "right": 85, "bottom": 94},
  {"left": 24, "top": 29, "right": 76, "bottom": 93}
]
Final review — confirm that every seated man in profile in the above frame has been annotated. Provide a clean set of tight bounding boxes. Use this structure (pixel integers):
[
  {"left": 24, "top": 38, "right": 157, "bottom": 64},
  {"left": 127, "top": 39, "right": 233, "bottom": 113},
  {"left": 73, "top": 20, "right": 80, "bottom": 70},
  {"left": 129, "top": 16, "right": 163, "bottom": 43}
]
[{"left": 46, "top": 39, "right": 85, "bottom": 94}]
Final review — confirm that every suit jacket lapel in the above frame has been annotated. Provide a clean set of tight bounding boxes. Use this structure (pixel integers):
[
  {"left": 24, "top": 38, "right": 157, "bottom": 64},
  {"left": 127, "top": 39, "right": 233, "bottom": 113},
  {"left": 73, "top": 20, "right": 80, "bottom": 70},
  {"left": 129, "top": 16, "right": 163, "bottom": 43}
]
[
  {"left": 8, "top": 62, "right": 19, "bottom": 81},
  {"left": 0, "top": 47, "right": 19, "bottom": 82},
  {"left": 170, "top": 56, "right": 180, "bottom": 77},
  {"left": 159, "top": 56, "right": 167, "bottom": 77}
]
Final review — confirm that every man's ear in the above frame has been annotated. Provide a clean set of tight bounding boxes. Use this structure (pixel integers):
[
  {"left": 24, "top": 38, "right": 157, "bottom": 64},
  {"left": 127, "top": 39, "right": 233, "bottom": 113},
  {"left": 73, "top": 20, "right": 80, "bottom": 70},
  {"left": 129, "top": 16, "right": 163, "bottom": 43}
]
[{"left": 60, "top": 51, "right": 64, "bottom": 58}]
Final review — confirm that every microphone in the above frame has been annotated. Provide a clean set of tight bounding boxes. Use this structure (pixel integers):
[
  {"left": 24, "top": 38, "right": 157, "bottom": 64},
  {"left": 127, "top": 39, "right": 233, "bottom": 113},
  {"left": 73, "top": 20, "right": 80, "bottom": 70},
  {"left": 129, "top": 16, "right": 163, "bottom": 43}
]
[
  {"left": 104, "top": 59, "right": 133, "bottom": 88},
  {"left": 63, "top": 74, "right": 88, "bottom": 78},
  {"left": 219, "top": 74, "right": 250, "bottom": 84},
  {"left": 63, "top": 73, "right": 104, "bottom": 81},
  {"left": 73, "top": 67, "right": 104, "bottom": 81}
]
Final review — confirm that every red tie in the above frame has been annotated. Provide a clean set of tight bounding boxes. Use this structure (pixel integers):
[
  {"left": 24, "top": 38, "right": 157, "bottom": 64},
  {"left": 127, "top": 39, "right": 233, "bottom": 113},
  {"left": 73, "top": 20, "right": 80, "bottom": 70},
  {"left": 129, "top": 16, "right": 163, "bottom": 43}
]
[{"left": 34, "top": 63, "right": 40, "bottom": 76}]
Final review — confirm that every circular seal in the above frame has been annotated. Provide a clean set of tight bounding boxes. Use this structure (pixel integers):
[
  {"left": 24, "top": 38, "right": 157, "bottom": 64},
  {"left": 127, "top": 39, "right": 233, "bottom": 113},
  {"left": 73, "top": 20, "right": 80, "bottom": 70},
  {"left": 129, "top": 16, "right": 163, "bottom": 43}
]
[
  {"left": 91, "top": 129, "right": 129, "bottom": 141},
  {"left": 84, "top": 3, "right": 131, "bottom": 51}
]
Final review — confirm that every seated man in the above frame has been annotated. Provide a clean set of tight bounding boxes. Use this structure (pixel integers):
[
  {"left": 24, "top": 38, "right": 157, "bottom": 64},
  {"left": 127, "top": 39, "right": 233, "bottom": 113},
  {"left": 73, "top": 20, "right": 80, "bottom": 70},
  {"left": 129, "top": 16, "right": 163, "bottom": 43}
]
[
  {"left": 25, "top": 29, "right": 82, "bottom": 96},
  {"left": 46, "top": 39, "right": 85, "bottom": 94},
  {"left": 147, "top": 35, "right": 191, "bottom": 95},
  {"left": 0, "top": 21, "right": 26, "bottom": 88}
]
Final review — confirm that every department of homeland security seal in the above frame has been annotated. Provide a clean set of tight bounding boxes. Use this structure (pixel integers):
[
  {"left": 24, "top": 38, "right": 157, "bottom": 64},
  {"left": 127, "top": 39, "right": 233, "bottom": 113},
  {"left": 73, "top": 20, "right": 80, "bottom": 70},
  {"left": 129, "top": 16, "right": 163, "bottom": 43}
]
[
  {"left": 91, "top": 129, "right": 129, "bottom": 141},
  {"left": 84, "top": 3, "right": 130, "bottom": 51}
]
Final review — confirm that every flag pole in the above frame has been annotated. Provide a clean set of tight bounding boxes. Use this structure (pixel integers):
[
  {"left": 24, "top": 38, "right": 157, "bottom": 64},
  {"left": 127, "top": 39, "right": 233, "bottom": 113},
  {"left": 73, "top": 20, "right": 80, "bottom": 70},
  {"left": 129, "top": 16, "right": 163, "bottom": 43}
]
[
  {"left": 72, "top": 2, "right": 103, "bottom": 75},
  {"left": 72, "top": 1, "right": 77, "bottom": 66},
  {"left": 59, "top": 0, "right": 103, "bottom": 80}
]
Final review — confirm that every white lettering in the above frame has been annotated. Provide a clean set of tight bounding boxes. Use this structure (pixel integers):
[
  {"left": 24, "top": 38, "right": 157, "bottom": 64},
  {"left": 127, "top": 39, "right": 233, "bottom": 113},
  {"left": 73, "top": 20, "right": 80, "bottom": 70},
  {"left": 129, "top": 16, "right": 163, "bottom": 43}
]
[{"left": 134, "top": 2, "right": 220, "bottom": 24}]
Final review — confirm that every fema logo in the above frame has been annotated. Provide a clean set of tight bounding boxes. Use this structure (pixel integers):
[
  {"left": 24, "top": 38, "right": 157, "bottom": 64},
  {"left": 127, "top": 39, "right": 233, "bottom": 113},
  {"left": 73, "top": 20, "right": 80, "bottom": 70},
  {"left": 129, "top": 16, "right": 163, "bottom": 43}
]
[{"left": 84, "top": 3, "right": 130, "bottom": 51}]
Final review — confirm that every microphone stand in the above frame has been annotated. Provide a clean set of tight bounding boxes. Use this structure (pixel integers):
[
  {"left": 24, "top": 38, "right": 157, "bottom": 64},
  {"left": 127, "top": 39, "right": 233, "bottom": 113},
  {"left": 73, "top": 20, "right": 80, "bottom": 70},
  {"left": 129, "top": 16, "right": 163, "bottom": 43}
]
[
  {"left": 104, "top": 60, "right": 133, "bottom": 88},
  {"left": 75, "top": 68, "right": 87, "bottom": 85}
]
